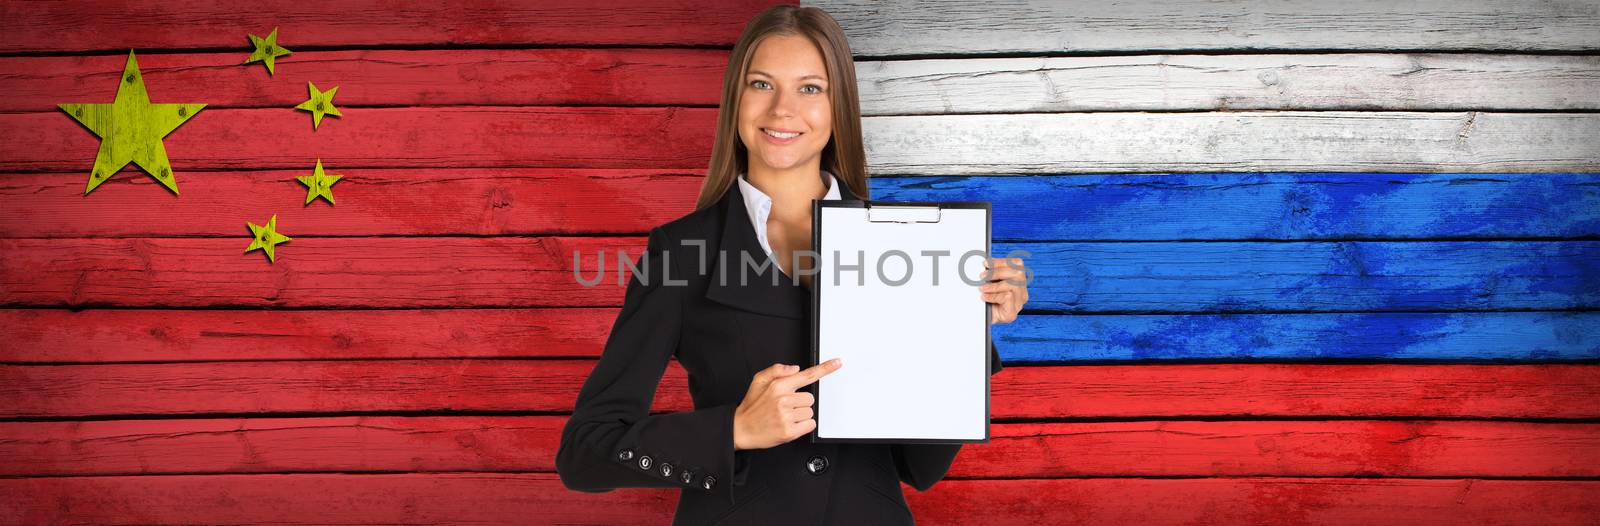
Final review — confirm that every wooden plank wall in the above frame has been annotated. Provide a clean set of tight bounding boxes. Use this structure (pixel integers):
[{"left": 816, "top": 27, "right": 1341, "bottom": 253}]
[{"left": 0, "top": 0, "right": 1597, "bottom": 524}]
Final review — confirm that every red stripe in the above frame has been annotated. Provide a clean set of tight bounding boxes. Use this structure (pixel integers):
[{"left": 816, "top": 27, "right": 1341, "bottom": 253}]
[
  {"left": 0, "top": 0, "right": 789, "bottom": 52},
  {"left": 3, "top": 107, "right": 717, "bottom": 173},
  {"left": 3, "top": 416, "right": 1596, "bottom": 479},
  {"left": 0, "top": 309, "right": 618, "bottom": 363},
  {"left": 0, "top": 49, "right": 728, "bottom": 112},
  {"left": 3, "top": 474, "right": 1595, "bottom": 525},
  {"left": 4, "top": 362, "right": 1596, "bottom": 419},
  {"left": 0, "top": 237, "right": 641, "bottom": 308},
  {"left": 0, "top": 169, "right": 700, "bottom": 238}
]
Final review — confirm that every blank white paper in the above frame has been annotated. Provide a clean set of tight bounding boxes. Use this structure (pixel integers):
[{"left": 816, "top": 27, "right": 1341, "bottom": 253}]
[{"left": 815, "top": 205, "right": 990, "bottom": 441}]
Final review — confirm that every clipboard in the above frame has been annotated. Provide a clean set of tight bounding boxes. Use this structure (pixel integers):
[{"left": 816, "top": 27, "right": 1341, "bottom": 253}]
[{"left": 810, "top": 199, "right": 992, "bottom": 444}]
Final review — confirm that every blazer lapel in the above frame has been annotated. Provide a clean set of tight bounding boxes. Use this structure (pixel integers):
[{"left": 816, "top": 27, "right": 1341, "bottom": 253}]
[
  {"left": 704, "top": 183, "right": 808, "bottom": 319},
  {"left": 703, "top": 171, "right": 864, "bottom": 319}
]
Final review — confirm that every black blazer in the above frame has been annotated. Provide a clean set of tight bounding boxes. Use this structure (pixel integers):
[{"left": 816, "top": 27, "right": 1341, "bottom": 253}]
[{"left": 556, "top": 177, "right": 1003, "bottom": 525}]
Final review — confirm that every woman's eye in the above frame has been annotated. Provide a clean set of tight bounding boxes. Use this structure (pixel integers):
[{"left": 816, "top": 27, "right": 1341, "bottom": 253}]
[
  {"left": 801, "top": 85, "right": 824, "bottom": 94},
  {"left": 750, "top": 80, "right": 770, "bottom": 89}
]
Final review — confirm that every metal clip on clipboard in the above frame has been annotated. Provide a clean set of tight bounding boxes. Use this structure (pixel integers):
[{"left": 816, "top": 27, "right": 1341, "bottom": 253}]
[{"left": 864, "top": 203, "right": 943, "bottom": 224}]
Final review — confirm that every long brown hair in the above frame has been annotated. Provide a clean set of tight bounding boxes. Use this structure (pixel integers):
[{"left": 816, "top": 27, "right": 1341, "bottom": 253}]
[{"left": 694, "top": 5, "right": 869, "bottom": 210}]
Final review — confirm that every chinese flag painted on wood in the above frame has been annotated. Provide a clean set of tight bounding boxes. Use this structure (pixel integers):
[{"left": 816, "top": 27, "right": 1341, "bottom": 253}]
[{"left": 2, "top": 1, "right": 1599, "bottom": 525}]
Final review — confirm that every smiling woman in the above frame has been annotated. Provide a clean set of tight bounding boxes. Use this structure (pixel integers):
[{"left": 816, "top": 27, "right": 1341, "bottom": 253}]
[
  {"left": 555, "top": 5, "right": 1021, "bottom": 526},
  {"left": 697, "top": 6, "right": 869, "bottom": 212}
]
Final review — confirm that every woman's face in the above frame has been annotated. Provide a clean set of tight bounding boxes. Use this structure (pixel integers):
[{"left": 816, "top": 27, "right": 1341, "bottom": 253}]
[{"left": 738, "top": 34, "right": 833, "bottom": 175}]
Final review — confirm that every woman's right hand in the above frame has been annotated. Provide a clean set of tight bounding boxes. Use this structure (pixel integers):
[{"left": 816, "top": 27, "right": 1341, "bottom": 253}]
[{"left": 732, "top": 359, "right": 843, "bottom": 451}]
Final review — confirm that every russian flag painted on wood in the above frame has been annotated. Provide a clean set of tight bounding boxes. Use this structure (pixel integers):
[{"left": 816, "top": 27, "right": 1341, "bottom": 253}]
[{"left": 2, "top": 0, "right": 1598, "bottom": 524}]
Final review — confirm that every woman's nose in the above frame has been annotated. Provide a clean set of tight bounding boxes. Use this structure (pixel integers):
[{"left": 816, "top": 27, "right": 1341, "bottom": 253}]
[{"left": 768, "top": 90, "right": 796, "bottom": 118}]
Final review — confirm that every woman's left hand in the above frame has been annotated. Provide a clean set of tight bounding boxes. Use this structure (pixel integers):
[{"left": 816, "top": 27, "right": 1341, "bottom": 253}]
[{"left": 981, "top": 257, "right": 1030, "bottom": 324}]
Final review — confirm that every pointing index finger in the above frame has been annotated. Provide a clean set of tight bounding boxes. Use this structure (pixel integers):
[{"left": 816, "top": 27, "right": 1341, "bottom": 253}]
[{"left": 774, "top": 358, "right": 842, "bottom": 392}]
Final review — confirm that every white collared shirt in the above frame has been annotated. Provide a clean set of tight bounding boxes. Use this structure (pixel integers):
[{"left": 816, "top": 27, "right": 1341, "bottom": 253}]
[{"left": 736, "top": 170, "right": 842, "bottom": 276}]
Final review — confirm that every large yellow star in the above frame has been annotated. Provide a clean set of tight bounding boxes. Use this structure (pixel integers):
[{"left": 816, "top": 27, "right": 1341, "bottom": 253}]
[
  {"left": 244, "top": 27, "right": 292, "bottom": 76},
  {"left": 294, "top": 81, "right": 342, "bottom": 130},
  {"left": 245, "top": 214, "right": 292, "bottom": 263},
  {"left": 58, "top": 51, "right": 206, "bottom": 195},
  {"left": 297, "top": 158, "right": 343, "bottom": 205}
]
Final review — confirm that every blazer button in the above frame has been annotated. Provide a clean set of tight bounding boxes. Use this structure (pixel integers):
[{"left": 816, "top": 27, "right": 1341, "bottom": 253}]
[
  {"left": 805, "top": 454, "right": 829, "bottom": 475},
  {"left": 680, "top": 469, "right": 694, "bottom": 484},
  {"left": 702, "top": 475, "right": 717, "bottom": 490},
  {"left": 638, "top": 455, "right": 653, "bottom": 470},
  {"left": 659, "top": 462, "right": 674, "bottom": 477},
  {"left": 617, "top": 449, "right": 635, "bottom": 462}
]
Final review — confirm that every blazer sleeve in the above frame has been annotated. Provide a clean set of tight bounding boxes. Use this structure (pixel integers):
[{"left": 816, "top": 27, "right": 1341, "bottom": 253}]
[
  {"left": 556, "top": 226, "right": 745, "bottom": 504},
  {"left": 889, "top": 339, "right": 1004, "bottom": 492}
]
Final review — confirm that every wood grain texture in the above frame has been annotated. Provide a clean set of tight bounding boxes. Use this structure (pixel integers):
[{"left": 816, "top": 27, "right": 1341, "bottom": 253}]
[
  {"left": 901, "top": 478, "right": 1600, "bottom": 526},
  {"left": 856, "top": 54, "right": 1600, "bottom": 114},
  {"left": 0, "top": 474, "right": 677, "bottom": 525},
  {"left": 0, "top": 49, "right": 728, "bottom": 112},
  {"left": 3, "top": 473, "right": 1598, "bottom": 525},
  {"left": 998, "top": 240, "right": 1600, "bottom": 313},
  {"left": 12, "top": 51, "right": 1598, "bottom": 114},
  {"left": 0, "top": 169, "right": 703, "bottom": 238},
  {"left": 874, "top": 173, "right": 1600, "bottom": 241},
  {"left": 813, "top": 0, "right": 1600, "bottom": 56},
  {"left": 994, "top": 311, "right": 1600, "bottom": 362},
  {"left": 4, "top": 416, "right": 1596, "bottom": 479},
  {"left": 15, "top": 110, "right": 1600, "bottom": 175},
  {"left": 0, "top": 0, "right": 786, "bottom": 53},
  {"left": 0, "top": 236, "right": 637, "bottom": 308},
  {"left": 2, "top": 361, "right": 1596, "bottom": 419},
  {"left": 957, "top": 420, "right": 1600, "bottom": 479},
  {"left": 4, "top": 309, "right": 1594, "bottom": 364},
  {"left": 5, "top": 0, "right": 1598, "bottom": 522},
  {"left": 3, "top": 106, "right": 716, "bottom": 173},
  {"left": 7, "top": 171, "right": 1598, "bottom": 240},
  {"left": 0, "top": 359, "right": 675, "bottom": 419},
  {"left": 11, "top": 237, "right": 1594, "bottom": 312},
  {"left": 0, "top": 309, "right": 618, "bottom": 363},
  {"left": 860, "top": 112, "right": 1600, "bottom": 175}
]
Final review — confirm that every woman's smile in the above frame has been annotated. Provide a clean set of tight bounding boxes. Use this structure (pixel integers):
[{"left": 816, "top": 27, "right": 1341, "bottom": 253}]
[{"left": 761, "top": 127, "right": 804, "bottom": 144}]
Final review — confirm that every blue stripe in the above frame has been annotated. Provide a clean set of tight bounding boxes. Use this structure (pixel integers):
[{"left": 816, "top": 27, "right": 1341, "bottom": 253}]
[
  {"left": 991, "top": 241, "right": 1598, "bottom": 312},
  {"left": 993, "top": 312, "right": 1600, "bottom": 362},
  {"left": 872, "top": 173, "right": 1600, "bottom": 241}
]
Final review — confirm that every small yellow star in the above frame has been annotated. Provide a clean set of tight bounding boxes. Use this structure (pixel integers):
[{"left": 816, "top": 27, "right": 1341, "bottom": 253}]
[
  {"left": 245, "top": 214, "right": 292, "bottom": 262},
  {"left": 294, "top": 81, "right": 342, "bottom": 130},
  {"left": 244, "top": 27, "right": 292, "bottom": 76},
  {"left": 297, "top": 159, "right": 343, "bottom": 205},
  {"left": 58, "top": 50, "right": 206, "bottom": 195}
]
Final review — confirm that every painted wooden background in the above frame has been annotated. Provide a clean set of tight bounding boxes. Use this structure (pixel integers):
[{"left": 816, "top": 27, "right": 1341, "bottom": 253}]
[{"left": 1, "top": 0, "right": 1597, "bottom": 524}]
